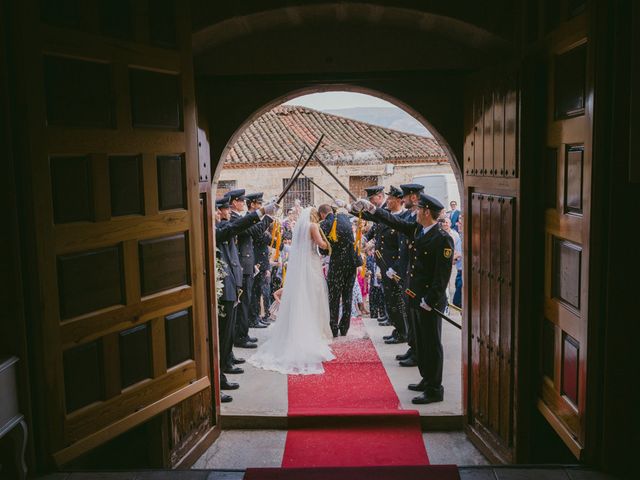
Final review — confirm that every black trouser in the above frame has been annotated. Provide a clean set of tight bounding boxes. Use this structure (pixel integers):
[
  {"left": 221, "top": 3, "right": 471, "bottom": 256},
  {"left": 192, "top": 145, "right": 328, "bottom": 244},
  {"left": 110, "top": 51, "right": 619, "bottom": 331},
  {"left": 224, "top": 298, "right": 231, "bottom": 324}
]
[
  {"left": 220, "top": 300, "right": 236, "bottom": 372},
  {"left": 327, "top": 265, "right": 356, "bottom": 334},
  {"left": 369, "top": 285, "right": 384, "bottom": 318},
  {"left": 411, "top": 307, "right": 444, "bottom": 395},
  {"left": 382, "top": 276, "right": 406, "bottom": 339},
  {"left": 235, "top": 274, "right": 253, "bottom": 342},
  {"left": 251, "top": 269, "right": 270, "bottom": 322},
  {"left": 405, "top": 290, "right": 416, "bottom": 353},
  {"left": 262, "top": 271, "right": 272, "bottom": 315}
]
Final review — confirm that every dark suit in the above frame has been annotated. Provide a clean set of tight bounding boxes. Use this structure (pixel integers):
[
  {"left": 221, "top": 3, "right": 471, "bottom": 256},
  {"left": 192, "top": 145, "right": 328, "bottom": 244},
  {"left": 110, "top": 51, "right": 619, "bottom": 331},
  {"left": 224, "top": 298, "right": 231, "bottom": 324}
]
[
  {"left": 215, "top": 212, "right": 261, "bottom": 371},
  {"left": 231, "top": 210, "right": 273, "bottom": 343},
  {"left": 371, "top": 208, "right": 454, "bottom": 395},
  {"left": 449, "top": 209, "right": 461, "bottom": 232},
  {"left": 397, "top": 209, "right": 417, "bottom": 352},
  {"left": 321, "top": 212, "right": 359, "bottom": 336},
  {"left": 365, "top": 211, "right": 406, "bottom": 339},
  {"left": 251, "top": 227, "right": 272, "bottom": 323}
]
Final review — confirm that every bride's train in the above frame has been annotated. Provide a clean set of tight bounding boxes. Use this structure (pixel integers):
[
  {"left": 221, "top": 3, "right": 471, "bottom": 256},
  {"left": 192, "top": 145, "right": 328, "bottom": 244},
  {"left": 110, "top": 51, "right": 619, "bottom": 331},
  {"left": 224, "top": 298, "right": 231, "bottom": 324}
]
[{"left": 249, "top": 207, "right": 335, "bottom": 375}]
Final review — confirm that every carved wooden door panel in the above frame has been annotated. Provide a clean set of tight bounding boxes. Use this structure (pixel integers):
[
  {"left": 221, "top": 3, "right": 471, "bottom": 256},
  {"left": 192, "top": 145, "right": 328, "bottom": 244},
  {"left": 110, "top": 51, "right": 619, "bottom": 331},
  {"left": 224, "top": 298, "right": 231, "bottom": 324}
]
[
  {"left": 12, "top": 0, "right": 211, "bottom": 467},
  {"left": 537, "top": 15, "right": 592, "bottom": 459},
  {"left": 463, "top": 68, "right": 519, "bottom": 463}
]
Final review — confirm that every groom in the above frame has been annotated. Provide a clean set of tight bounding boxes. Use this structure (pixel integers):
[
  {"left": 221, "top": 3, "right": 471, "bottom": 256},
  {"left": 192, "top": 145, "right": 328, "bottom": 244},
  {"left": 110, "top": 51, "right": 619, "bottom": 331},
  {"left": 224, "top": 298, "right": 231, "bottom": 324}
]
[{"left": 318, "top": 204, "right": 359, "bottom": 337}]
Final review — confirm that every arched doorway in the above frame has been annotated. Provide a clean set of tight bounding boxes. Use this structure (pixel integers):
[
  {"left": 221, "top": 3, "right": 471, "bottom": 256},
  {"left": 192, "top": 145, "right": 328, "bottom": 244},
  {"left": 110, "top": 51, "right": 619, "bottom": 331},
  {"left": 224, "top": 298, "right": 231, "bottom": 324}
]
[{"left": 201, "top": 88, "right": 478, "bottom": 466}]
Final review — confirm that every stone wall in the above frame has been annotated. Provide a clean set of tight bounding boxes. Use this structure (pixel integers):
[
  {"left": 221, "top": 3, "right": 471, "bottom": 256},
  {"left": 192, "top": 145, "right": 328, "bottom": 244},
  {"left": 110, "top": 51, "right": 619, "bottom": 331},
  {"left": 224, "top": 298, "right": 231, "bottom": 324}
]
[{"left": 214, "top": 162, "right": 454, "bottom": 205}]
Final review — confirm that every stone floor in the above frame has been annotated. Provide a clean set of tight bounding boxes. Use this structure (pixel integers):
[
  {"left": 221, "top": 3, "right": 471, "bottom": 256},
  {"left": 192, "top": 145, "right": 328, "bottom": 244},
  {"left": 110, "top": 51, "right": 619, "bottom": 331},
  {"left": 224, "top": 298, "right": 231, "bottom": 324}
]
[
  {"left": 222, "top": 310, "right": 463, "bottom": 419},
  {"left": 192, "top": 430, "right": 487, "bottom": 470},
  {"left": 38, "top": 467, "right": 625, "bottom": 479}
]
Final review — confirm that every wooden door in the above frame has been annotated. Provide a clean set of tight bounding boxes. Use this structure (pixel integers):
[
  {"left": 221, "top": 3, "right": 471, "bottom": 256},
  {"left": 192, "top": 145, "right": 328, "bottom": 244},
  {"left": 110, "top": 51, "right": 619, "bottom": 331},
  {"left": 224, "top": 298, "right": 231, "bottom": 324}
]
[
  {"left": 537, "top": 12, "right": 592, "bottom": 460},
  {"left": 463, "top": 67, "right": 519, "bottom": 463},
  {"left": 11, "top": 0, "right": 213, "bottom": 468},
  {"left": 349, "top": 175, "right": 380, "bottom": 198}
]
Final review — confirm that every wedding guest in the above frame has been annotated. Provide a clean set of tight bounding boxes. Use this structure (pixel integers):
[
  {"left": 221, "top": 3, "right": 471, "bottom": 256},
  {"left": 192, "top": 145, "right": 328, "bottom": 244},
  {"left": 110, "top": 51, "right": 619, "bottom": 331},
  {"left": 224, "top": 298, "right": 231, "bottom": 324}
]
[
  {"left": 447, "top": 200, "right": 461, "bottom": 232},
  {"left": 357, "top": 253, "right": 370, "bottom": 314},
  {"left": 367, "top": 249, "right": 385, "bottom": 320}
]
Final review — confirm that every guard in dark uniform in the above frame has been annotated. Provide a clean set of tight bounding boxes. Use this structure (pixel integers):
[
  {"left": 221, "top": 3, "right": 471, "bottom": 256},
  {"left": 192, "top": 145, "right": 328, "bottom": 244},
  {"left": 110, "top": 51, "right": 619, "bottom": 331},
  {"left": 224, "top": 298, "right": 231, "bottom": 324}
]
[
  {"left": 215, "top": 196, "right": 279, "bottom": 402},
  {"left": 395, "top": 183, "right": 424, "bottom": 367},
  {"left": 363, "top": 185, "right": 390, "bottom": 325},
  {"left": 363, "top": 185, "right": 407, "bottom": 344},
  {"left": 247, "top": 192, "right": 273, "bottom": 327},
  {"left": 229, "top": 190, "right": 273, "bottom": 348},
  {"left": 355, "top": 192, "right": 453, "bottom": 404}
]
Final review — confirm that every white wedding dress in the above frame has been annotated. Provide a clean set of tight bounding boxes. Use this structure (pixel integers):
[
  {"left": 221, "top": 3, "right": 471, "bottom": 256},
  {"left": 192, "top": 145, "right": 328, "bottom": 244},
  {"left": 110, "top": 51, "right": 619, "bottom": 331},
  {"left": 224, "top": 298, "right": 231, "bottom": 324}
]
[{"left": 248, "top": 207, "right": 335, "bottom": 374}]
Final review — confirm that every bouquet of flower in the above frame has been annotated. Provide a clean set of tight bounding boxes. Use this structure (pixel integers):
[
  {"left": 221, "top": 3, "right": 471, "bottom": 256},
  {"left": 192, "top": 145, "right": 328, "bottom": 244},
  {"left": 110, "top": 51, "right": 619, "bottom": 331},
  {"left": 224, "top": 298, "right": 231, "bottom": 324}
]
[{"left": 214, "top": 250, "right": 227, "bottom": 317}]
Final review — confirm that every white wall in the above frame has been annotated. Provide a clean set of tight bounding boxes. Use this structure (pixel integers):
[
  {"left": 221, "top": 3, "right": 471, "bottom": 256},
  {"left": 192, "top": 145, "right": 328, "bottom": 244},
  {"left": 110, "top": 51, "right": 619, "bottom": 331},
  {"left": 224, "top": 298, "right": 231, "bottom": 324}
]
[{"left": 214, "top": 162, "right": 454, "bottom": 204}]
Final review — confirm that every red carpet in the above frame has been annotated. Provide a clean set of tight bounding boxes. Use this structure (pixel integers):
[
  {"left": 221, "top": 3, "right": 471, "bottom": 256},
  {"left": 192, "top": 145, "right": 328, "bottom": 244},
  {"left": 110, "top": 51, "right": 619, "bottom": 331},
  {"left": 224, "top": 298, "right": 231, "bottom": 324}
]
[{"left": 283, "top": 318, "right": 431, "bottom": 468}]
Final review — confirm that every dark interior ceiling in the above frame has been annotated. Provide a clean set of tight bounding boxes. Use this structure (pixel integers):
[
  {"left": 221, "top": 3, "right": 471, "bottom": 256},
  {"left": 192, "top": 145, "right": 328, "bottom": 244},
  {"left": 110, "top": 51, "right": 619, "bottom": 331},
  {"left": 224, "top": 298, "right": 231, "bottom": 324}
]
[{"left": 191, "top": 2, "right": 516, "bottom": 76}]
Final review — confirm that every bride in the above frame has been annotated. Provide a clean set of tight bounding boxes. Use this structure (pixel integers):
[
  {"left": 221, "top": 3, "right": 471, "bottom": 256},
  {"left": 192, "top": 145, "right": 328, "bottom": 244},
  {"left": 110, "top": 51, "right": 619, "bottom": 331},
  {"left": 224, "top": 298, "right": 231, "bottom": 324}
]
[{"left": 248, "top": 206, "right": 335, "bottom": 374}]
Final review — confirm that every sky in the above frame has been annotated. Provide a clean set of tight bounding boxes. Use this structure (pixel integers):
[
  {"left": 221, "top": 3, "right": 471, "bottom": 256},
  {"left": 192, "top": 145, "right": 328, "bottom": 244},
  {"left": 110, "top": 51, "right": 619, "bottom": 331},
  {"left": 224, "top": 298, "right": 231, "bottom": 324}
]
[
  {"left": 284, "top": 92, "right": 396, "bottom": 110},
  {"left": 283, "top": 92, "right": 432, "bottom": 137}
]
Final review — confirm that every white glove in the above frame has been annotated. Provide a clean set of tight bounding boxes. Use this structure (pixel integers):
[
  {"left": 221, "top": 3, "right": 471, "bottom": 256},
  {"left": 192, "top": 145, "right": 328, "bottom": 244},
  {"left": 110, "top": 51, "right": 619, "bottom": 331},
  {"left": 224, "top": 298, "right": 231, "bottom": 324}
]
[
  {"left": 352, "top": 198, "right": 375, "bottom": 213},
  {"left": 262, "top": 201, "right": 280, "bottom": 216},
  {"left": 386, "top": 267, "right": 397, "bottom": 279},
  {"left": 420, "top": 297, "right": 432, "bottom": 311},
  {"left": 334, "top": 199, "right": 347, "bottom": 208}
]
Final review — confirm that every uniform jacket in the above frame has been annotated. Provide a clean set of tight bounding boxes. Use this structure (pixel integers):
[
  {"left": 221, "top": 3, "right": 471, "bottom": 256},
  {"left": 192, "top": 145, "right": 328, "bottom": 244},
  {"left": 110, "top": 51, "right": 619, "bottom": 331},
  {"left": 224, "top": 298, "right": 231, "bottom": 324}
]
[
  {"left": 253, "top": 227, "right": 272, "bottom": 272},
  {"left": 373, "top": 208, "right": 454, "bottom": 310},
  {"left": 396, "top": 209, "right": 415, "bottom": 279},
  {"left": 364, "top": 209, "right": 403, "bottom": 274},
  {"left": 231, "top": 210, "right": 273, "bottom": 275},
  {"left": 215, "top": 211, "right": 262, "bottom": 302},
  {"left": 320, "top": 212, "right": 359, "bottom": 269}
]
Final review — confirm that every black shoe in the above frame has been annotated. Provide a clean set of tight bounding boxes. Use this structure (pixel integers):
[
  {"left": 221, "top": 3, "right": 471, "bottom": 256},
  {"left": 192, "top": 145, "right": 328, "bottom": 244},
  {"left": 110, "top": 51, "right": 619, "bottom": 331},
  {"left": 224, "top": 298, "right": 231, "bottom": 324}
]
[
  {"left": 396, "top": 349, "right": 413, "bottom": 361},
  {"left": 232, "top": 356, "right": 246, "bottom": 364},
  {"left": 399, "top": 357, "right": 418, "bottom": 367},
  {"left": 408, "top": 380, "right": 426, "bottom": 392},
  {"left": 259, "top": 319, "right": 270, "bottom": 326},
  {"left": 249, "top": 322, "right": 267, "bottom": 329},
  {"left": 383, "top": 331, "right": 398, "bottom": 340},
  {"left": 234, "top": 341, "right": 257, "bottom": 349},
  {"left": 221, "top": 392, "right": 233, "bottom": 403},
  {"left": 223, "top": 366, "right": 244, "bottom": 374},
  {"left": 385, "top": 337, "right": 405, "bottom": 344},
  {"left": 411, "top": 391, "right": 444, "bottom": 404},
  {"left": 244, "top": 336, "right": 257, "bottom": 343},
  {"left": 378, "top": 318, "right": 389, "bottom": 324},
  {"left": 379, "top": 320, "right": 392, "bottom": 327},
  {"left": 221, "top": 380, "right": 239, "bottom": 390}
]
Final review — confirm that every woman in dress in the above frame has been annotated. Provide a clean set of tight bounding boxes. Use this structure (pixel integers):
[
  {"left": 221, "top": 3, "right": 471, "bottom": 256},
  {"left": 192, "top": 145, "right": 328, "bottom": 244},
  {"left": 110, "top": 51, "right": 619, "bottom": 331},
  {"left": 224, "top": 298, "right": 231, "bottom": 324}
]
[{"left": 249, "top": 207, "right": 335, "bottom": 374}]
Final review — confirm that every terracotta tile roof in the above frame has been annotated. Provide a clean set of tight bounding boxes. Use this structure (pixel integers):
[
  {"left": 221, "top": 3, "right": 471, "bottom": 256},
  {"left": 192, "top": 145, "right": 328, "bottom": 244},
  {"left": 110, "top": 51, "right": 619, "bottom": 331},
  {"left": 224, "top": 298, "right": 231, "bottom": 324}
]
[{"left": 224, "top": 105, "right": 447, "bottom": 167}]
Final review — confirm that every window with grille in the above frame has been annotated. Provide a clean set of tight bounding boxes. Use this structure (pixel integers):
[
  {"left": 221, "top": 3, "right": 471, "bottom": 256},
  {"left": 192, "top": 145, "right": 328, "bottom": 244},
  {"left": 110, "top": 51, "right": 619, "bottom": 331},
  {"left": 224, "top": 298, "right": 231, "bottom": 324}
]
[
  {"left": 282, "top": 177, "right": 314, "bottom": 210},
  {"left": 216, "top": 179, "right": 236, "bottom": 196}
]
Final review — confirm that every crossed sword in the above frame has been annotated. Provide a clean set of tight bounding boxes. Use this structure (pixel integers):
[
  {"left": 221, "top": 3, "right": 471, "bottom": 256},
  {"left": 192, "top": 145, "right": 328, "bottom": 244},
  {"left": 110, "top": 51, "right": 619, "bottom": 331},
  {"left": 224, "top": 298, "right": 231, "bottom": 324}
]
[{"left": 275, "top": 135, "right": 461, "bottom": 330}]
